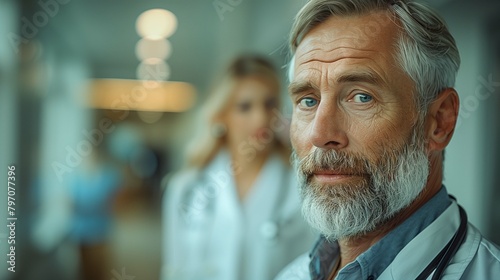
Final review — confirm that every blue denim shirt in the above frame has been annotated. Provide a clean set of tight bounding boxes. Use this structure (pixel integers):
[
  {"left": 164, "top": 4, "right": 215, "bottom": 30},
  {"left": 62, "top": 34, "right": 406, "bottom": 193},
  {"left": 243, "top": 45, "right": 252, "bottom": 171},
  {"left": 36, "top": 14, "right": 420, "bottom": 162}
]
[{"left": 309, "top": 187, "right": 452, "bottom": 280}]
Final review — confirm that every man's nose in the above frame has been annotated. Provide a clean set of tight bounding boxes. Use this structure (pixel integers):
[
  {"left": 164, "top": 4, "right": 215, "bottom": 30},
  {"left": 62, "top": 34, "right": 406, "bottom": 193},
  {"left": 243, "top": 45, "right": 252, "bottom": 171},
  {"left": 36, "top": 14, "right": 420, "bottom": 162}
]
[{"left": 310, "top": 102, "right": 348, "bottom": 150}]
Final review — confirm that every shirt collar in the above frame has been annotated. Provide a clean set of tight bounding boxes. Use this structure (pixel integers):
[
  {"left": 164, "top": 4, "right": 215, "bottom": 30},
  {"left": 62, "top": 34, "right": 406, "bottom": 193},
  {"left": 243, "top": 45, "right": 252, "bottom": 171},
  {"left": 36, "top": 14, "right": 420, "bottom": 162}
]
[{"left": 309, "top": 186, "right": 452, "bottom": 280}]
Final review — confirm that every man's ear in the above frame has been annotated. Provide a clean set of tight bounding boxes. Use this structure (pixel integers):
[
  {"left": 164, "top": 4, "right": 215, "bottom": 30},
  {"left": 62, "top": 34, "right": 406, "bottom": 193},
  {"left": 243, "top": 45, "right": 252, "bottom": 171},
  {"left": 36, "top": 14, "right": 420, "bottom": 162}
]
[{"left": 426, "top": 88, "right": 460, "bottom": 151}]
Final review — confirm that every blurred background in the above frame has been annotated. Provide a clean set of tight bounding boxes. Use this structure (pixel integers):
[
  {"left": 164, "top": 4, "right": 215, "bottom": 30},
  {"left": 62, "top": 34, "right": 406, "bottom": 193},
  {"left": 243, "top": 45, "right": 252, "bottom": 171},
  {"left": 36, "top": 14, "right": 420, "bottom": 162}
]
[{"left": 0, "top": 0, "right": 499, "bottom": 279}]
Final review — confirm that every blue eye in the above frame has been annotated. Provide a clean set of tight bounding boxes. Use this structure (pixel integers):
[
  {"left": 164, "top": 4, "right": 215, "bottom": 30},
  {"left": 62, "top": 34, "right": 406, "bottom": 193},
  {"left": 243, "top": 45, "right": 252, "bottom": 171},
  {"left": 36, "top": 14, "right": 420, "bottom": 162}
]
[
  {"left": 352, "top": 93, "right": 373, "bottom": 103},
  {"left": 299, "top": 98, "right": 318, "bottom": 108}
]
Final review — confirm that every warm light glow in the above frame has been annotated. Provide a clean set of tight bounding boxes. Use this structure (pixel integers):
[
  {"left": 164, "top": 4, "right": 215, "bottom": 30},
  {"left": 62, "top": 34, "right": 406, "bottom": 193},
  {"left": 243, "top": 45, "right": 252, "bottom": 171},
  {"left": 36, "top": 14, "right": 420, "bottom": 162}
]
[
  {"left": 136, "top": 9, "right": 178, "bottom": 40},
  {"left": 87, "top": 79, "right": 196, "bottom": 112},
  {"left": 137, "top": 111, "right": 164, "bottom": 123},
  {"left": 135, "top": 38, "right": 172, "bottom": 61},
  {"left": 136, "top": 59, "right": 171, "bottom": 82}
]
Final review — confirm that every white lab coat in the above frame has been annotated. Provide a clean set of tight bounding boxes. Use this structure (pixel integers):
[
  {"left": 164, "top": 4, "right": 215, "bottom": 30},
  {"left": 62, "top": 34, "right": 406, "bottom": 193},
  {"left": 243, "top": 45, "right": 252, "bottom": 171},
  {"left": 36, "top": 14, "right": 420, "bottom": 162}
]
[
  {"left": 162, "top": 150, "right": 317, "bottom": 280},
  {"left": 276, "top": 200, "right": 500, "bottom": 280}
]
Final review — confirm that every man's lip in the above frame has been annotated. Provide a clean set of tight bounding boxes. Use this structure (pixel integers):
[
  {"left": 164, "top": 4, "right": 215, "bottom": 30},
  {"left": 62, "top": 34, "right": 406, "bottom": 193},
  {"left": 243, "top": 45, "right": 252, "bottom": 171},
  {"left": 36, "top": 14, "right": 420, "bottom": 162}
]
[
  {"left": 311, "top": 171, "right": 365, "bottom": 183},
  {"left": 313, "top": 170, "right": 351, "bottom": 175}
]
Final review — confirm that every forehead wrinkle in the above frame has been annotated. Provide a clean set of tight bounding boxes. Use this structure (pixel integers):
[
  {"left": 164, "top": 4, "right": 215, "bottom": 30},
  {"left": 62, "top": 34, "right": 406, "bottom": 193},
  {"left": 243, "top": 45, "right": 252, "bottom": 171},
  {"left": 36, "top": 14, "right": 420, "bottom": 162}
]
[
  {"left": 296, "top": 47, "right": 397, "bottom": 89},
  {"left": 297, "top": 56, "right": 386, "bottom": 80},
  {"left": 298, "top": 55, "right": 378, "bottom": 69},
  {"left": 293, "top": 65, "right": 321, "bottom": 82},
  {"left": 297, "top": 45, "right": 378, "bottom": 65}
]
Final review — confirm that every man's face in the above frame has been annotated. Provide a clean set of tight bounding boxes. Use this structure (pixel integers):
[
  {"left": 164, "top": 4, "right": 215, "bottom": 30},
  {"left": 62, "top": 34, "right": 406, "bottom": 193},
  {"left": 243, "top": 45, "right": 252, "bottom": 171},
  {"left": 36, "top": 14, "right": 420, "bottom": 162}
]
[{"left": 290, "top": 12, "right": 430, "bottom": 240}]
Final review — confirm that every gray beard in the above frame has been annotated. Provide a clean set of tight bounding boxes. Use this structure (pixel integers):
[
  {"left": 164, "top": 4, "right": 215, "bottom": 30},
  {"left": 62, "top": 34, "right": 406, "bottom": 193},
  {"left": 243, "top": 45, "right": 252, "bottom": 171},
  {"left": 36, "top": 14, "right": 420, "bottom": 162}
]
[{"left": 293, "top": 131, "right": 429, "bottom": 241}]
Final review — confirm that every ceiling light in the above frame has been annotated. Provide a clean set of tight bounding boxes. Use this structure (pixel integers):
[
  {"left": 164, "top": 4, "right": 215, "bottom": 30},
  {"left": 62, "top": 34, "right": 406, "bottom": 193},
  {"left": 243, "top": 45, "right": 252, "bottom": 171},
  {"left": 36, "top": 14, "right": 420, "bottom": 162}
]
[{"left": 136, "top": 9, "right": 178, "bottom": 40}]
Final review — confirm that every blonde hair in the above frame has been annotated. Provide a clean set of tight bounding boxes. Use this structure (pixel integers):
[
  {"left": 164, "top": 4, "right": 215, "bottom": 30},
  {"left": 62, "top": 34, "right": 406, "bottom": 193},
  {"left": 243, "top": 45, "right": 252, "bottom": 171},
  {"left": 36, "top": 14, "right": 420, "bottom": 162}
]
[{"left": 184, "top": 55, "right": 289, "bottom": 169}]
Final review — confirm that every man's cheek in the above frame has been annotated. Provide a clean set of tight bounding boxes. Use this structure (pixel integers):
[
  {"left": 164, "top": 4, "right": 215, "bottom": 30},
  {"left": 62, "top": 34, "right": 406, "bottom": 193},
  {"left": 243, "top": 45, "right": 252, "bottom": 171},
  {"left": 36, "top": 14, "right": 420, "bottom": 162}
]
[
  {"left": 290, "top": 120, "right": 310, "bottom": 157},
  {"left": 289, "top": 118, "right": 301, "bottom": 148}
]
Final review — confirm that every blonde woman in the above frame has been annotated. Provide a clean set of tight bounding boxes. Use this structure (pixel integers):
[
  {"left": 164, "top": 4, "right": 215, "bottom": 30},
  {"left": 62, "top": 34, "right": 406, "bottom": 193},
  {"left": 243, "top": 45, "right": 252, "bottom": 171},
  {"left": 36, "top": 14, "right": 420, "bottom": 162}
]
[{"left": 162, "top": 55, "right": 316, "bottom": 280}]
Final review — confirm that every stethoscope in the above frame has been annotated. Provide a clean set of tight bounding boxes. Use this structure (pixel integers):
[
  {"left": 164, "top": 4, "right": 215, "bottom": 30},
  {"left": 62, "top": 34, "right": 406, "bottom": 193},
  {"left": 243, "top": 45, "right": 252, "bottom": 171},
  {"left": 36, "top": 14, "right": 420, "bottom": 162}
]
[
  {"left": 259, "top": 168, "right": 290, "bottom": 242},
  {"left": 175, "top": 167, "right": 290, "bottom": 278},
  {"left": 415, "top": 196, "right": 468, "bottom": 280}
]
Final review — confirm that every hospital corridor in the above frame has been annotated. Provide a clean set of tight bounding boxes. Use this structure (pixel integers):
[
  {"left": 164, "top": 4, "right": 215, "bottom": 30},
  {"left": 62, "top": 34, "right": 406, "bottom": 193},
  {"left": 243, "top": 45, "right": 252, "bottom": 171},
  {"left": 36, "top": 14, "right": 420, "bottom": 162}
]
[{"left": 1, "top": 0, "right": 500, "bottom": 279}]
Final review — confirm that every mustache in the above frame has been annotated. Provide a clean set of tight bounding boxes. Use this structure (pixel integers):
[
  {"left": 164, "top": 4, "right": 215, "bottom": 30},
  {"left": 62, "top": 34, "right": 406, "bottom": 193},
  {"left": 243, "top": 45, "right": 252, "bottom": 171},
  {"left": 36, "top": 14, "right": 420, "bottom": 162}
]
[{"left": 293, "top": 149, "right": 373, "bottom": 179}]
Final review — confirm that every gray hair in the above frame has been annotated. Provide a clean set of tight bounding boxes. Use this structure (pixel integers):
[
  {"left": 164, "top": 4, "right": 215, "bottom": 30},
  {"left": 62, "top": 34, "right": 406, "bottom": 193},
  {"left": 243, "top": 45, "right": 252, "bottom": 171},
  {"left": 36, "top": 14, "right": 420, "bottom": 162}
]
[{"left": 288, "top": 0, "right": 460, "bottom": 116}]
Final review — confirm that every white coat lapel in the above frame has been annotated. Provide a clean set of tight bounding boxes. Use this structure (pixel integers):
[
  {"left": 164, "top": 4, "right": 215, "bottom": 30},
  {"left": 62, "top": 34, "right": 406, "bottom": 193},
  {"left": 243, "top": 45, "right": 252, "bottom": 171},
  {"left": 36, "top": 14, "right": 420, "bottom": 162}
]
[
  {"left": 203, "top": 149, "right": 243, "bottom": 280},
  {"left": 379, "top": 202, "right": 461, "bottom": 279}
]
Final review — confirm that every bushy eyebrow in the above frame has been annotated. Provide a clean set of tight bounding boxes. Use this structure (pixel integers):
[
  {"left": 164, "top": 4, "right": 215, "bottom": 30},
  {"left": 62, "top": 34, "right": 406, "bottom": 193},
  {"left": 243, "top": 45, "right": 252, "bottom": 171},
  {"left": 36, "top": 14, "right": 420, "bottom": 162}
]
[
  {"left": 336, "top": 72, "right": 381, "bottom": 85},
  {"left": 288, "top": 81, "right": 319, "bottom": 96},
  {"left": 288, "top": 71, "right": 382, "bottom": 96}
]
